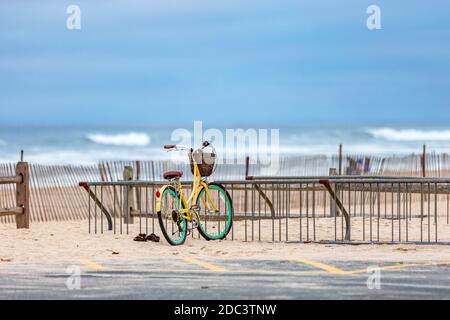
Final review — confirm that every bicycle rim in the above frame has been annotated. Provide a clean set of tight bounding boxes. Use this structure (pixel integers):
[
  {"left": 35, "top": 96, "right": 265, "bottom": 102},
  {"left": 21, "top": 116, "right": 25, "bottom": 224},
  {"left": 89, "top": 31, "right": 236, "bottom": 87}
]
[
  {"left": 196, "top": 184, "right": 233, "bottom": 240},
  {"left": 158, "top": 187, "right": 187, "bottom": 245}
]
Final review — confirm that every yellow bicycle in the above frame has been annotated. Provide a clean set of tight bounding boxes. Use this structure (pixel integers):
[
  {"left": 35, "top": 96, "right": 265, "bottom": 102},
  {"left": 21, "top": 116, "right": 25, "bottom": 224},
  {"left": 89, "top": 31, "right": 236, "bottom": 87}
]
[{"left": 155, "top": 141, "right": 233, "bottom": 245}]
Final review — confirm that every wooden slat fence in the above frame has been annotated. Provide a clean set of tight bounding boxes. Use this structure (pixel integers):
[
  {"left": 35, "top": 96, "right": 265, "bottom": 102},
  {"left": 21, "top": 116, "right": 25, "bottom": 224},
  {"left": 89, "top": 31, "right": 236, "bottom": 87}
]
[{"left": 1, "top": 153, "right": 450, "bottom": 223}]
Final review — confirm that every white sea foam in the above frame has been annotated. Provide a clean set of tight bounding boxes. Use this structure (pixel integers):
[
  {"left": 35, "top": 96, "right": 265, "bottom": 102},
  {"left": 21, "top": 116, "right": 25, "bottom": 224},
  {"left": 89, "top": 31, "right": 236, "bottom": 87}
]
[
  {"left": 86, "top": 132, "right": 150, "bottom": 146},
  {"left": 2, "top": 143, "right": 450, "bottom": 166},
  {"left": 0, "top": 148, "right": 168, "bottom": 165},
  {"left": 368, "top": 128, "right": 450, "bottom": 141}
]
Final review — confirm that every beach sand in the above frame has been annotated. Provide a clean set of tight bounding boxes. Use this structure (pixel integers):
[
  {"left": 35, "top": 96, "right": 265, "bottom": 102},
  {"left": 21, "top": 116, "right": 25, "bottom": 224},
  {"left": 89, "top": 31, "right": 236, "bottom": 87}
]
[{"left": 1, "top": 219, "right": 450, "bottom": 265}]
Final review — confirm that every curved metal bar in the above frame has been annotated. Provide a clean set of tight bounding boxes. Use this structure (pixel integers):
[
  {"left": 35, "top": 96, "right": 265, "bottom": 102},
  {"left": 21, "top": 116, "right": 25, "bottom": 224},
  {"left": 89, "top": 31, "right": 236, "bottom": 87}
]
[
  {"left": 253, "top": 184, "right": 275, "bottom": 219},
  {"left": 319, "top": 179, "right": 351, "bottom": 241},
  {"left": 80, "top": 183, "right": 113, "bottom": 231}
]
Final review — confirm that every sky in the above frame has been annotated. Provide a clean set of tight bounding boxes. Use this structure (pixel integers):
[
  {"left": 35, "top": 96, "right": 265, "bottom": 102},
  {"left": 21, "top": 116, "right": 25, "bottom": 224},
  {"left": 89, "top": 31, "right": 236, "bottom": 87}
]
[{"left": 0, "top": 0, "right": 449, "bottom": 127}]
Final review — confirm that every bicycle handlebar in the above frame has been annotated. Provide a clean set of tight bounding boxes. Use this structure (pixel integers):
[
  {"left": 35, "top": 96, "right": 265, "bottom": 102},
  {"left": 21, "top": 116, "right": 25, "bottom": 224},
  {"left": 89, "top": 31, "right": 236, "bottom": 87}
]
[{"left": 163, "top": 141, "right": 213, "bottom": 153}]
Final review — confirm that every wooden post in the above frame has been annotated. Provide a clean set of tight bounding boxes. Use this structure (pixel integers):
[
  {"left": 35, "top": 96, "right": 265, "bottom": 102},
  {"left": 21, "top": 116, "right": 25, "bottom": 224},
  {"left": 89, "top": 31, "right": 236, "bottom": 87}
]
[
  {"left": 15, "top": 162, "right": 29, "bottom": 229},
  {"left": 135, "top": 160, "right": 141, "bottom": 211},
  {"left": 338, "top": 144, "right": 343, "bottom": 176},
  {"left": 421, "top": 144, "right": 426, "bottom": 177},
  {"left": 123, "top": 166, "right": 134, "bottom": 224},
  {"left": 245, "top": 156, "right": 250, "bottom": 179}
]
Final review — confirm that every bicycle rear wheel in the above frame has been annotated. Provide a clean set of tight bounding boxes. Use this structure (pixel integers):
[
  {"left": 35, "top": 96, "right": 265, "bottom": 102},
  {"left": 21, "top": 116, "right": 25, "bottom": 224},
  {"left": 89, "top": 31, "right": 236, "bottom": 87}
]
[
  {"left": 195, "top": 183, "right": 233, "bottom": 240},
  {"left": 157, "top": 187, "right": 187, "bottom": 245}
]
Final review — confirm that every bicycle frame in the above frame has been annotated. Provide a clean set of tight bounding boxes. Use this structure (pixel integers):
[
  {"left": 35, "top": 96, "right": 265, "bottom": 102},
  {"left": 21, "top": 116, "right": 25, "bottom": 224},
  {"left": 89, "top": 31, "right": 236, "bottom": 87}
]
[{"left": 155, "top": 159, "right": 218, "bottom": 222}]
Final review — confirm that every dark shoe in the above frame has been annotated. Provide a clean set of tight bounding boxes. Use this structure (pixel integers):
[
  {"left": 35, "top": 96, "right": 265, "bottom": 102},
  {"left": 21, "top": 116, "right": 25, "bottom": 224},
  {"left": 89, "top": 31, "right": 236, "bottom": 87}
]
[
  {"left": 146, "top": 233, "right": 160, "bottom": 242},
  {"left": 133, "top": 233, "right": 147, "bottom": 241}
]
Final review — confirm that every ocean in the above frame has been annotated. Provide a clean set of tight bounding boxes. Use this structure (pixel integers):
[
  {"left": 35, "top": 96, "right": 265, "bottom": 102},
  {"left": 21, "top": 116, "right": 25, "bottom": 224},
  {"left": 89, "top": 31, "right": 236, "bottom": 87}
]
[{"left": 0, "top": 125, "right": 449, "bottom": 165}]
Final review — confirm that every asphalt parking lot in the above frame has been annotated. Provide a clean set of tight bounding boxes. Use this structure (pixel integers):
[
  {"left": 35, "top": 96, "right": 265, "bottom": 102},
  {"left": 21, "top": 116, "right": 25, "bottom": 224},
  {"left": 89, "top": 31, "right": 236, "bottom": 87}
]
[{"left": 1, "top": 258, "right": 450, "bottom": 299}]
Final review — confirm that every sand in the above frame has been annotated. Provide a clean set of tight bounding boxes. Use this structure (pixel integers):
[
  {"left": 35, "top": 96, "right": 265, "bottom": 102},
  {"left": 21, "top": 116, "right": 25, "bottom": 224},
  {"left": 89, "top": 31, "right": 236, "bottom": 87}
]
[{"left": 1, "top": 219, "right": 450, "bottom": 265}]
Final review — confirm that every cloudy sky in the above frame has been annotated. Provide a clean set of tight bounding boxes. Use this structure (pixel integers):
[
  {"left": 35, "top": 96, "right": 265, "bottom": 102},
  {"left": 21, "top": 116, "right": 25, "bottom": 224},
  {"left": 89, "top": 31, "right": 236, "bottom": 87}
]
[{"left": 0, "top": 0, "right": 449, "bottom": 126}]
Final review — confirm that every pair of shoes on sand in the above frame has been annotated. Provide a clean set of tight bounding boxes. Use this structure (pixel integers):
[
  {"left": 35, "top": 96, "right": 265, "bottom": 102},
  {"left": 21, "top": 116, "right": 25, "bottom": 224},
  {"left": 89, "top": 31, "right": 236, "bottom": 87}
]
[{"left": 133, "top": 233, "right": 160, "bottom": 242}]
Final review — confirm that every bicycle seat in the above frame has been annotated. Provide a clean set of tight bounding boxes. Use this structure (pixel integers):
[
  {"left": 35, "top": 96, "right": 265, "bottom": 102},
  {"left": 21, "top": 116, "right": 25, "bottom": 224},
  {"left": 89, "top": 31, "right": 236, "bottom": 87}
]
[{"left": 163, "top": 170, "right": 183, "bottom": 180}]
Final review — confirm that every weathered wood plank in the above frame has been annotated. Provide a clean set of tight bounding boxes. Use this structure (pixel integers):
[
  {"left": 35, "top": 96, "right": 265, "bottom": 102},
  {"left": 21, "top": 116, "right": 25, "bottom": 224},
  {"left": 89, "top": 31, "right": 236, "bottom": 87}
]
[
  {"left": 123, "top": 166, "right": 134, "bottom": 224},
  {"left": 15, "top": 162, "right": 29, "bottom": 228},
  {"left": 0, "top": 176, "right": 22, "bottom": 184},
  {"left": 0, "top": 206, "right": 23, "bottom": 217}
]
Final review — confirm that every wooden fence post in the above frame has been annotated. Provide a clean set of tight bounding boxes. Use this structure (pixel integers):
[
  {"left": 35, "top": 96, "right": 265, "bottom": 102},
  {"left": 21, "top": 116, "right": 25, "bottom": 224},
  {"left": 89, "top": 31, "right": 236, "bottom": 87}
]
[
  {"left": 15, "top": 162, "right": 29, "bottom": 229},
  {"left": 421, "top": 144, "right": 426, "bottom": 177},
  {"left": 135, "top": 160, "right": 141, "bottom": 211},
  {"left": 123, "top": 166, "right": 134, "bottom": 224},
  {"left": 245, "top": 156, "right": 250, "bottom": 179}
]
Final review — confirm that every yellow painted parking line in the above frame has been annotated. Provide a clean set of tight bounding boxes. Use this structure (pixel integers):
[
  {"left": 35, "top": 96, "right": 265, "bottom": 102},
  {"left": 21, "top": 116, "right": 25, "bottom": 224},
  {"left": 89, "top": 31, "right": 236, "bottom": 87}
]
[
  {"left": 293, "top": 258, "right": 348, "bottom": 275},
  {"left": 82, "top": 260, "right": 111, "bottom": 271},
  {"left": 291, "top": 258, "right": 450, "bottom": 275},
  {"left": 183, "top": 257, "right": 227, "bottom": 272},
  {"left": 80, "top": 258, "right": 450, "bottom": 276},
  {"left": 347, "top": 263, "right": 426, "bottom": 274},
  {"left": 346, "top": 261, "right": 450, "bottom": 274},
  {"left": 233, "top": 269, "right": 323, "bottom": 276}
]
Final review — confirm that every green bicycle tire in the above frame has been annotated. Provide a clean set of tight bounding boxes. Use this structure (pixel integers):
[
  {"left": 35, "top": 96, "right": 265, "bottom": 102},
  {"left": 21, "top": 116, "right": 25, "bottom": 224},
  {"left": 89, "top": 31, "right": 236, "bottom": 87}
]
[
  {"left": 195, "top": 183, "right": 233, "bottom": 241},
  {"left": 157, "top": 187, "right": 188, "bottom": 246}
]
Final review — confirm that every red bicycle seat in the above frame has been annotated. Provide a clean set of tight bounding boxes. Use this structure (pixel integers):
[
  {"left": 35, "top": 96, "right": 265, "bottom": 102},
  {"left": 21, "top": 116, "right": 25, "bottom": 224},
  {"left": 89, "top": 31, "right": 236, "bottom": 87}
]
[{"left": 163, "top": 170, "right": 183, "bottom": 180}]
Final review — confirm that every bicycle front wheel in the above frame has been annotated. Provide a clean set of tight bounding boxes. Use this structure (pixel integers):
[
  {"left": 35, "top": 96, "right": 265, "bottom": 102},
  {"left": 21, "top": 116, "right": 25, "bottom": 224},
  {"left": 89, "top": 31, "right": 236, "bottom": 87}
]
[
  {"left": 195, "top": 183, "right": 233, "bottom": 240},
  {"left": 157, "top": 187, "right": 187, "bottom": 245}
]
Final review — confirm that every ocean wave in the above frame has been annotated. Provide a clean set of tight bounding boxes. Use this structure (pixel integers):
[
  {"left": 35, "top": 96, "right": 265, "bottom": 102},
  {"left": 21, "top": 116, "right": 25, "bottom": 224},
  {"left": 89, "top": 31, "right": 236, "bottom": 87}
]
[
  {"left": 86, "top": 132, "right": 150, "bottom": 146},
  {"left": 367, "top": 128, "right": 450, "bottom": 141},
  {"left": 3, "top": 143, "right": 450, "bottom": 165},
  {"left": 0, "top": 147, "right": 167, "bottom": 165}
]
